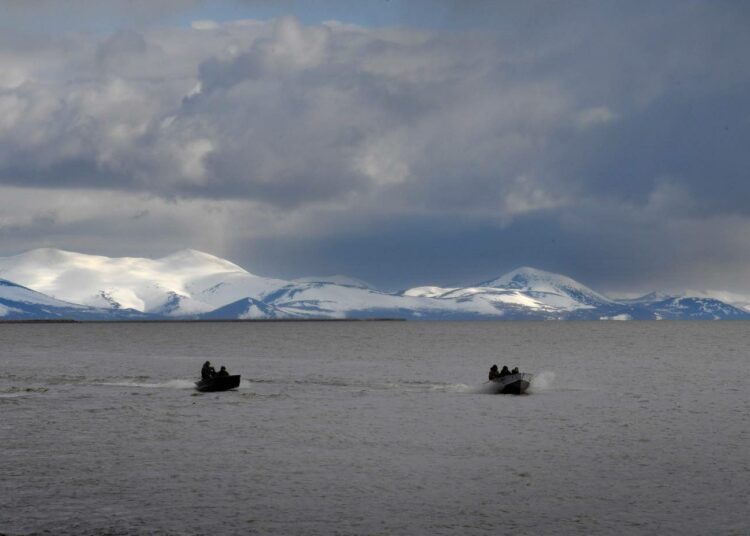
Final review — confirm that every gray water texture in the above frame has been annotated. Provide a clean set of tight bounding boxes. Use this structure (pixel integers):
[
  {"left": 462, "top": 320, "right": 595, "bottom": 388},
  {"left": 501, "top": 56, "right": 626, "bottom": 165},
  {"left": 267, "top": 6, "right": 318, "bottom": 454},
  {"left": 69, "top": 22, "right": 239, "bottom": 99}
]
[{"left": 1, "top": 321, "right": 749, "bottom": 535}]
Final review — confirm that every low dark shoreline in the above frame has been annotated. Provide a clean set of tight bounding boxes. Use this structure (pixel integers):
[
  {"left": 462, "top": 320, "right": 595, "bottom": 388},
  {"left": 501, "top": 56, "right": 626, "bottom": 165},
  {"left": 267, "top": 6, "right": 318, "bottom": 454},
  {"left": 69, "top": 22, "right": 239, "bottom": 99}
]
[{"left": 0, "top": 318, "right": 407, "bottom": 324}]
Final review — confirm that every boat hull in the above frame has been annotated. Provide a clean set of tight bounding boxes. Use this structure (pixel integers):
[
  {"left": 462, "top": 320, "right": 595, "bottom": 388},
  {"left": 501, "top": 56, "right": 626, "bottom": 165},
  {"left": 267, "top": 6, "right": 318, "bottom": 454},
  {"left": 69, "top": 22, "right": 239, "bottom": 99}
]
[
  {"left": 195, "top": 375, "right": 241, "bottom": 392},
  {"left": 489, "top": 373, "right": 532, "bottom": 394}
]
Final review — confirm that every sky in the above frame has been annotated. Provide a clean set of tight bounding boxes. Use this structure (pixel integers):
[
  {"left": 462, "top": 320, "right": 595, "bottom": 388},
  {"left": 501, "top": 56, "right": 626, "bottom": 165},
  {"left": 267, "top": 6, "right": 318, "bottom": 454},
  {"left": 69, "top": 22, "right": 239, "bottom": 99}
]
[{"left": 0, "top": 0, "right": 749, "bottom": 295}]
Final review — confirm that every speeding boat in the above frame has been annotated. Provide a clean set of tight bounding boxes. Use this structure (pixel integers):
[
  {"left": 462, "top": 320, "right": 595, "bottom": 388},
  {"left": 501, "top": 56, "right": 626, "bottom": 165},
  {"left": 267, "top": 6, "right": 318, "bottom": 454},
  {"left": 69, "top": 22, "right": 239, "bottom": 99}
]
[
  {"left": 489, "top": 373, "right": 532, "bottom": 394},
  {"left": 195, "top": 375, "right": 241, "bottom": 392}
]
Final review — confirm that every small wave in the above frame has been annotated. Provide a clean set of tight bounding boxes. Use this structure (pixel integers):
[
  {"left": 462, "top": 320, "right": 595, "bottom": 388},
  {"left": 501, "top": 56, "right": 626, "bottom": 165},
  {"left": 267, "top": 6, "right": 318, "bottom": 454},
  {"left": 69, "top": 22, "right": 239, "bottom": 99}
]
[
  {"left": 98, "top": 379, "right": 196, "bottom": 389},
  {"left": 0, "top": 386, "right": 49, "bottom": 398},
  {"left": 428, "top": 383, "right": 475, "bottom": 393},
  {"left": 462, "top": 382, "right": 500, "bottom": 395},
  {"left": 232, "top": 391, "right": 288, "bottom": 401},
  {"left": 238, "top": 377, "right": 498, "bottom": 395},
  {"left": 401, "top": 379, "right": 445, "bottom": 386},
  {"left": 46, "top": 375, "right": 88, "bottom": 385},
  {"left": 292, "top": 377, "right": 354, "bottom": 388},
  {"left": 299, "top": 377, "right": 481, "bottom": 393}
]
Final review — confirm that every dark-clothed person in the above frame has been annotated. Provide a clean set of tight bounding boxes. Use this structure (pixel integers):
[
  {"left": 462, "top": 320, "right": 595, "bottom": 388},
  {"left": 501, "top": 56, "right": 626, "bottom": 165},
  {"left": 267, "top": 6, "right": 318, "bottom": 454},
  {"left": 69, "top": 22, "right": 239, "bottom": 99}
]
[
  {"left": 217, "top": 366, "right": 229, "bottom": 377},
  {"left": 499, "top": 365, "right": 511, "bottom": 377},
  {"left": 201, "top": 361, "right": 216, "bottom": 380},
  {"left": 489, "top": 364, "right": 500, "bottom": 381}
]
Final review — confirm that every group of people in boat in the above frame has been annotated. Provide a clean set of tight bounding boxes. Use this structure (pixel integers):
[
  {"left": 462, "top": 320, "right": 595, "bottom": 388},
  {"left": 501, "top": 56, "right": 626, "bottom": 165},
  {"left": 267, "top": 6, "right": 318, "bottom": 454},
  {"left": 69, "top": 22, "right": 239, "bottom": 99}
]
[
  {"left": 201, "top": 361, "right": 230, "bottom": 380},
  {"left": 488, "top": 364, "right": 519, "bottom": 380}
]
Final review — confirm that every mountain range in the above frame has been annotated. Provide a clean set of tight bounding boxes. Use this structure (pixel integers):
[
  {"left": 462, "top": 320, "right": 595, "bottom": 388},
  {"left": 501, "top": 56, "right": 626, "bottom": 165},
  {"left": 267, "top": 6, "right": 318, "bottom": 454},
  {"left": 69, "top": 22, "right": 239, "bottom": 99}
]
[{"left": 1, "top": 248, "right": 748, "bottom": 321}]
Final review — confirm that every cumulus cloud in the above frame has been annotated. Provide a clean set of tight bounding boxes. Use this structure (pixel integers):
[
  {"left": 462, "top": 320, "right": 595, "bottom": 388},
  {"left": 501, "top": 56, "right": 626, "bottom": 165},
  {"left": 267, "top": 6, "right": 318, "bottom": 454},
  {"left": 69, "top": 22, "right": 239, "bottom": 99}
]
[
  {"left": 1, "top": 2, "right": 749, "bottom": 291},
  {"left": 0, "top": 14, "right": 581, "bottom": 209}
]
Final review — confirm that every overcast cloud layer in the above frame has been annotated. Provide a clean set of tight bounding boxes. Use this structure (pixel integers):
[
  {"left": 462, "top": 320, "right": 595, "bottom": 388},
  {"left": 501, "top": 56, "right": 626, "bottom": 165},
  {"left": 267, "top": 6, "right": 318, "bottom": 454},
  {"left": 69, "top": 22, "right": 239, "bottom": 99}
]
[{"left": 0, "top": 1, "right": 749, "bottom": 294}]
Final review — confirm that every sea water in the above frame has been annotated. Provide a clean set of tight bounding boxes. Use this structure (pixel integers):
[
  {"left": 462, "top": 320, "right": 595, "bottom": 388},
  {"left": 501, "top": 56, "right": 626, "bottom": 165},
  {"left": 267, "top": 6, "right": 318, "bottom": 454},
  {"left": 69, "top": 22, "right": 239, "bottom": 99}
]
[{"left": 1, "top": 321, "right": 749, "bottom": 535}]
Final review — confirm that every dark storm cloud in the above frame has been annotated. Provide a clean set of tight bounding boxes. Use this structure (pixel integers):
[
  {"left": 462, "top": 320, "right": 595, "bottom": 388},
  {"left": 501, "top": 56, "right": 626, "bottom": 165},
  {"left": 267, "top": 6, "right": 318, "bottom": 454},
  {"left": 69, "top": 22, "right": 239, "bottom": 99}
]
[
  {"left": 235, "top": 203, "right": 750, "bottom": 296},
  {"left": 555, "top": 91, "right": 750, "bottom": 215},
  {"left": 1, "top": 1, "right": 750, "bottom": 292}
]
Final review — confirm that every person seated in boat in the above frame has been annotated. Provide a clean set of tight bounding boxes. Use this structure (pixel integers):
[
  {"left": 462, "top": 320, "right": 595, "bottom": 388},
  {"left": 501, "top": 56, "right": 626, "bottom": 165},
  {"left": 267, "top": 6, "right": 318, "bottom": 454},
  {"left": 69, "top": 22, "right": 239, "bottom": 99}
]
[
  {"left": 217, "top": 366, "right": 229, "bottom": 377},
  {"left": 489, "top": 364, "right": 501, "bottom": 381},
  {"left": 201, "top": 361, "right": 216, "bottom": 380},
  {"left": 499, "top": 365, "right": 511, "bottom": 377},
  {"left": 511, "top": 367, "right": 519, "bottom": 374}
]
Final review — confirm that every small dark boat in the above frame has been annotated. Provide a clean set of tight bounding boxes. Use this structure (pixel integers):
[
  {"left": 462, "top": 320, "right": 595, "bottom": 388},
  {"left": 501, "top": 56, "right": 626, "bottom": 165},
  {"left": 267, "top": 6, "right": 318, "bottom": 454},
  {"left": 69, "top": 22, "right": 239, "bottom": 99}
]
[
  {"left": 195, "top": 375, "right": 241, "bottom": 392},
  {"left": 489, "top": 373, "right": 532, "bottom": 394}
]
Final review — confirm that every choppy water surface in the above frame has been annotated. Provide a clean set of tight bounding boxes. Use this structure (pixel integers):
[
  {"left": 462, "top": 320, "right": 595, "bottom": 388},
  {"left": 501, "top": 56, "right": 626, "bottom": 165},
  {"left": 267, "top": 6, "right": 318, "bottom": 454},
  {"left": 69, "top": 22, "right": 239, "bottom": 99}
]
[{"left": 1, "top": 321, "right": 749, "bottom": 535}]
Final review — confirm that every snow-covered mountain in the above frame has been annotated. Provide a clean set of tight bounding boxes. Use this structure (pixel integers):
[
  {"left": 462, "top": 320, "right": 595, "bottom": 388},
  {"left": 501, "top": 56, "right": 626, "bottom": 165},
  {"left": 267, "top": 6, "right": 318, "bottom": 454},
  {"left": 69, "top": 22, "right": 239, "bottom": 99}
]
[
  {"left": 1, "top": 248, "right": 748, "bottom": 321},
  {"left": 479, "top": 266, "right": 616, "bottom": 309},
  {"left": 621, "top": 293, "right": 749, "bottom": 320},
  {"left": 0, "top": 248, "right": 286, "bottom": 317},
  {"left": 0, "top": 278, "right": 150, "bottom": 320},
  {"left": 200, "top": 297, "right": 291, "bottom": 320},
  {"left": 402, "top": 267, "right": 618, "bottom": 318},
  {"left": 252, "top": 281, "right": 491, "bottom": 320}
]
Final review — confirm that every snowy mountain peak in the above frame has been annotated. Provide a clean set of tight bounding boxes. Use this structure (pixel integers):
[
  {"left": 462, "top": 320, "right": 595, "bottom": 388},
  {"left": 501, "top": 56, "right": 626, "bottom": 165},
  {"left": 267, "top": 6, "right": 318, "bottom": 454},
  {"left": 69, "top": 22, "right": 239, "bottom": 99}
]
[
  {"left": 479, "top": 266, "right": 614, "bottom": 308},
  {"left": 158, "top": 249, "right": 248, "bottom": 275},
  {"left": 482, "top": 266, "right": 571, "bottom": 288}
]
